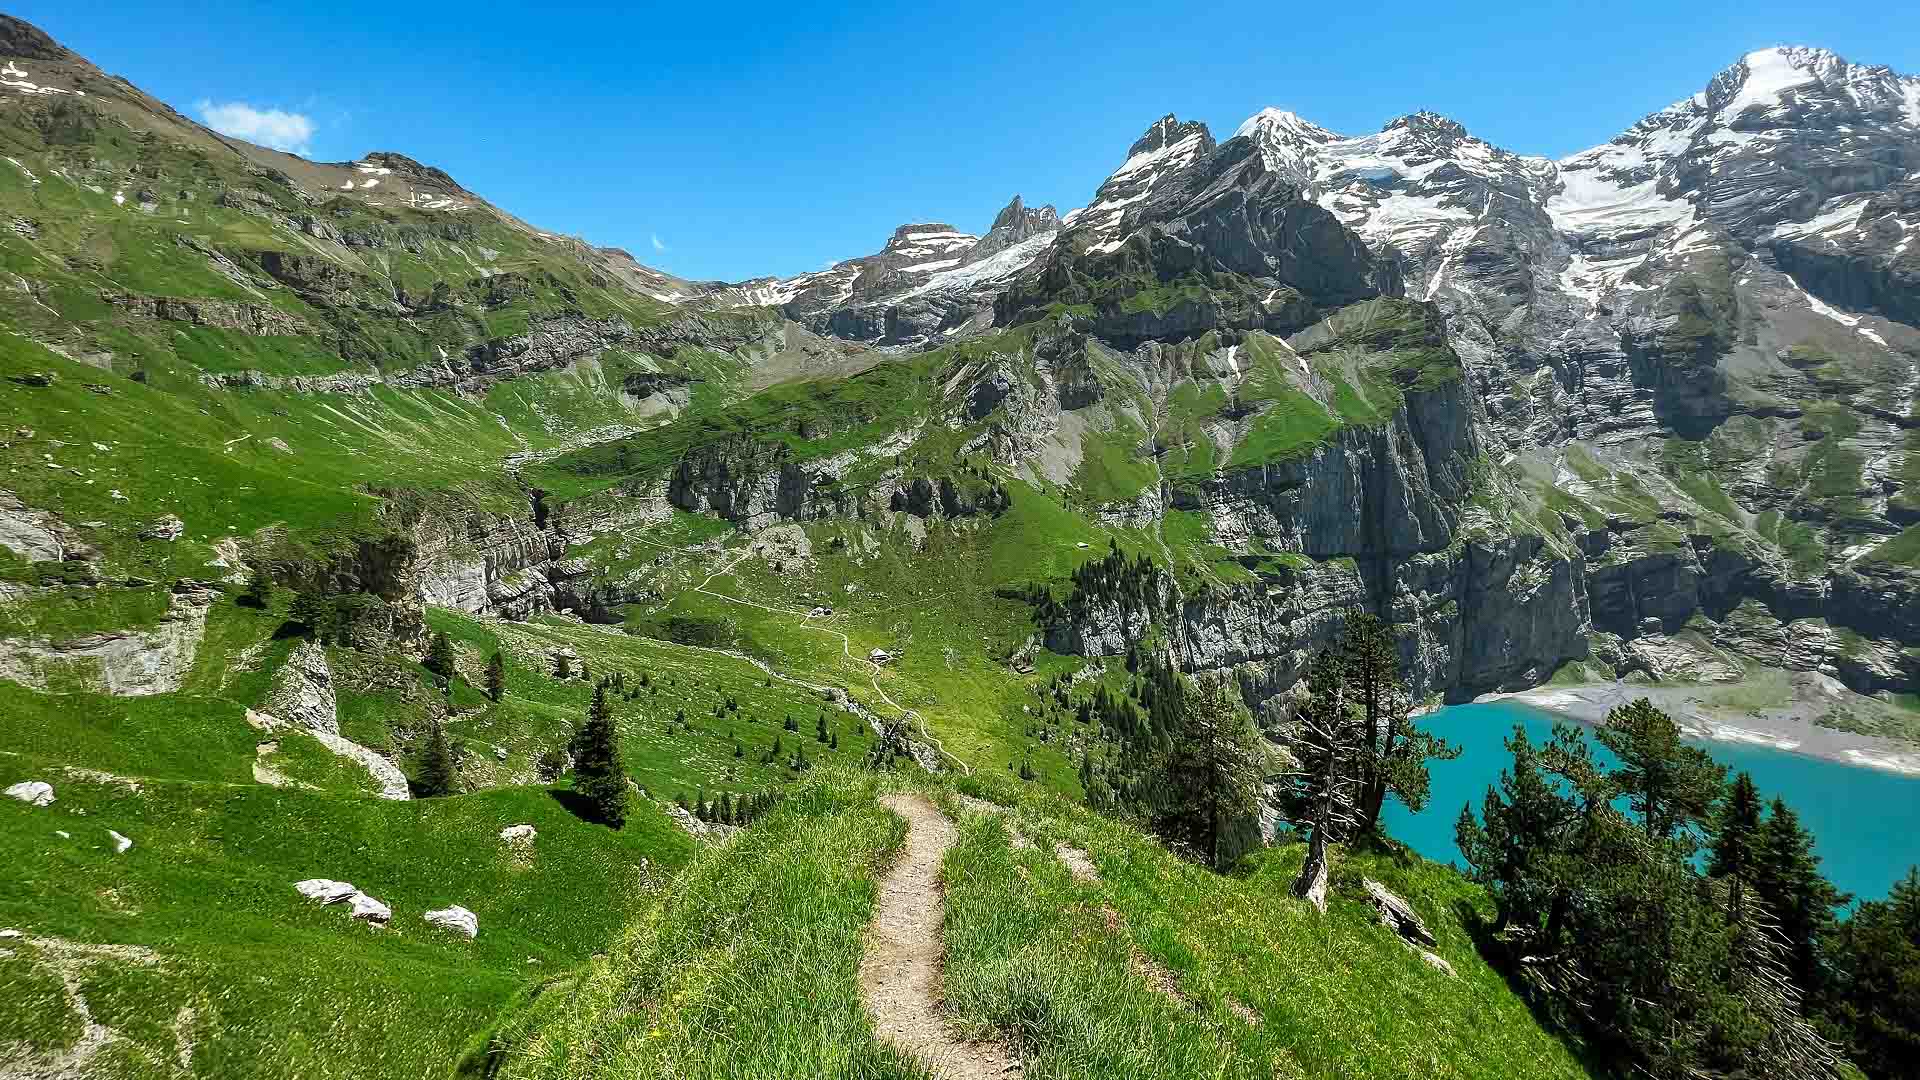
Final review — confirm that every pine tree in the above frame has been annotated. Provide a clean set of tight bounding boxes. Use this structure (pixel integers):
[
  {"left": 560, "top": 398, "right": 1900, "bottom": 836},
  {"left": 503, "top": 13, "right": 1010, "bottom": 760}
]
[
  {"left": 535, "top": 746, "right": 566, "bottom": 782},
  {"left": 288, "top": 589, "right": 330, "bottom": 641},
  {"left": 1019, "top": 758, "right": 1035, "bottom": 781},
  {"left": 423, "top": 630, "right": 457, "bottom": 683},
  {"left": 1146, "top": 672, "right": 1271, "bottom": 871},
  {"left": 1754, "top": 797, "right": 1849, "bottom": 993},
  {"left": 571, "top": 684, "right": 628, "bottom": 827},
  {"left": 1455, "top": 723, "right": 1582, "bottom": 931},
  {"left": 1287, "top": 649, "right": 1361, "bottom": 905},
  {"left": 1824, "top": 868, "right": 1920, "bottom": 1075},
  {"left": 816, "top": 715, "right": 829, "bottom": 743},
  {"left": 1596, "top": 697, "right": 1725, "bottom": 842},
  {"left": 1340, "top": 613, "right": 1458, "bottom": 833},
  {"left": 415, "top": 718, "right": 455, "bottom": 797},
  {"left": 240, "top": 565, "right": 273, "bottom": 609},
  {"left": 1709, "top": 771, "right": 1765, "bottom": 883},
  {"left": 484, "top": 650, "right": 507, "bottom": 702},
  {"left": 829, "top": 732, "right": 838, "bottom": 750}
]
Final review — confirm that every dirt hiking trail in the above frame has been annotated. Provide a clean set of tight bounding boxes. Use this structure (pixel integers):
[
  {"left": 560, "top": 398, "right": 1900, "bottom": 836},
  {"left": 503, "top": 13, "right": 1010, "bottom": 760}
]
[{"left": 860, "top": 794, "right": 1022, "bottom": 1079}]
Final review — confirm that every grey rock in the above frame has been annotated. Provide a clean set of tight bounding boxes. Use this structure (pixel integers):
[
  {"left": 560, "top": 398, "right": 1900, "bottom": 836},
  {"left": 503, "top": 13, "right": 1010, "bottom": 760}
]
[{"left": 4, "top": 780, "right": 54, "bottom": 806}]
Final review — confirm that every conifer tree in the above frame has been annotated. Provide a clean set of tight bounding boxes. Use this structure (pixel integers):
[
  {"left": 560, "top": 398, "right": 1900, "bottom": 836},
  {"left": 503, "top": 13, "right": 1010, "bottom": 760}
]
[
  {"left": 1287, "top": 648, "right": 1361, "bottom": 906},
  {"left": 1596, "top": 697, "right": 1725, "bottom": 842},
  {"left": 424, "top": 630, "right": 457, "bottom": 683},
  {"left": 1755, "top": 797, "right": 1849, "bottom": 993},
  {"left": 1824, "top": 868, "right": 1920, "bottom": 1075},
  {"left": 1340, "top": 613, "right": 1457, "bottom": 832},
  {"left": 1455, "top": 724, "right": 1581, "bottom": 931},
  {"left": 1709, "top": 771, "right": 1765, "bottom": 883},
  {"left": 571, "top": 684, "right": 628, "bottom": 827},
  {"left": 415, "top": 718, "right": 455, "bottom": 797},
  {"left": 1143, "top": 672, "right": 1271, "bottom": 870},
  {"left": 288, "top": 588, "right": 330, "bottom": 641},
  {"left": 816, "top": 715, "right": 829, "bottom": 743},
  {"left": 484, "top": 650, "right": 507, "bottom": 702},
  {"left": 240, "top": 565, "right": 273, "bottom": 609}
]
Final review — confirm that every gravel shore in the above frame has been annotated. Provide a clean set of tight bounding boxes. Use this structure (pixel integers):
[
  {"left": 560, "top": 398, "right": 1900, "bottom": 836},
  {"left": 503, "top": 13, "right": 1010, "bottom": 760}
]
[{"left": 1477, "top": 673, "right": 1920, "bottom": 776}]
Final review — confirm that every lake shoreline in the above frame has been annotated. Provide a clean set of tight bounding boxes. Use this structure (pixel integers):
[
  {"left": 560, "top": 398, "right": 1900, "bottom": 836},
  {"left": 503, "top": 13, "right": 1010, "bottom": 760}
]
[{"left": 1474, "top": 680, "right": 1920, "bottom": 777}]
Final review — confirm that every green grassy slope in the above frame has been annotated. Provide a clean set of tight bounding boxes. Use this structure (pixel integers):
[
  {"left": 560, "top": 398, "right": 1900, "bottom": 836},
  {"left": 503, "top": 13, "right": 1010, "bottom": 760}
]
[
  {"left": 0, "top": 748, "right": 693, "bottom": 1079},
  {"left": 480, "top": 769, "right": 1597, "bottom": 1080}
]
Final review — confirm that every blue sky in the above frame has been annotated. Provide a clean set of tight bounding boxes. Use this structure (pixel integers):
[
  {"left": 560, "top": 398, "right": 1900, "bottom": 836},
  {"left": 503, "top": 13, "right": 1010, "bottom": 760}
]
[{"left": 18, "top": 0, "right": 1918, "bottom": 282}]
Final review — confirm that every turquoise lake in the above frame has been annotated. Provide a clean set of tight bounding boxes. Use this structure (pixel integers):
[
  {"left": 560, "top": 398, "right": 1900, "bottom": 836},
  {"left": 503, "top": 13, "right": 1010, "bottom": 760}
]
[{"left": 1380, "top": 701, "right": 1920, "bottom": 904}]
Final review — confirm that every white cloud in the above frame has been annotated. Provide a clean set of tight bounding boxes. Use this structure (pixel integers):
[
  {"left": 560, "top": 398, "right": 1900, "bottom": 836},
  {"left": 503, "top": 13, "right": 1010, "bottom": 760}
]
[
  {"left": 651, "top": 233, "right": 668, "bottom": 253},
  {"left": 196, "top": 100, "right": 315, "bottom": 156}
]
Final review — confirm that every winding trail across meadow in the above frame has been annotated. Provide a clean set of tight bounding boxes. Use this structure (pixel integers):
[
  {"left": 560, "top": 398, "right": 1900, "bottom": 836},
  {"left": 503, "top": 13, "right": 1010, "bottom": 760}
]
[
  {"left": 860, "top": 794, "right": 1022, "bottom": 1080},
  {"left": 678, "top": 550, "right": 972, "bottom": 774}
]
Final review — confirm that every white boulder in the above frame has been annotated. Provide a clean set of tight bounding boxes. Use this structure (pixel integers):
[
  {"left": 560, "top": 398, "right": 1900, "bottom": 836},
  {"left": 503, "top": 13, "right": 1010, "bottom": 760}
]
[
  {"left": 424, "top": 905, "right": 478, "bottom": 938},
  {"left": 109, "top": 830, "right": 131, "bottom": 854},
  {"left": 5, "top": 780, "right": 54, "bottom": 806},
  {"left": 294, "top": 879, "right": 359, "bottom": 904},
  {"left": 348, "top": 892, "right": 391, "bottom": 924},
  {"left": 498, "top": 824, "right": 536, "bottom": 845},
  {"left": 294, "top": 878, "right": 392, "bottom": 924}
]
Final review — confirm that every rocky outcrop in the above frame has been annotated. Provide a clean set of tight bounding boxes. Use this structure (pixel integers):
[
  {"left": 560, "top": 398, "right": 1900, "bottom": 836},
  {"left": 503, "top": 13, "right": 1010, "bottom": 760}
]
[
  {"left": 413, "top": 509, "right": 563, "bottom": 619},
  {"left": 0, "top": 580, "right": 220, "bottom": 695},
  {"left": 1362, "top": 878, "right": 1454, "bottom": 975},
  {"left": 249, "top": 707, "right": 411, "bottom": 800},
  {"left": 265, "top": 640, "right": 339, "bottom": 735},
  {"left": 0, "top": 489, "right": 71, "bottom": 561},
  {"left": 102, "top": 291, "right": 312, "bottom": 337}
]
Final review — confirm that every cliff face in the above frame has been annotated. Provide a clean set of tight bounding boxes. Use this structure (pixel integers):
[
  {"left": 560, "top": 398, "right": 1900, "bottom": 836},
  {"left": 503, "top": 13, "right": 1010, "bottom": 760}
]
[{"left": 1036, "top": 374, "right": 1591, "bottom": 703}]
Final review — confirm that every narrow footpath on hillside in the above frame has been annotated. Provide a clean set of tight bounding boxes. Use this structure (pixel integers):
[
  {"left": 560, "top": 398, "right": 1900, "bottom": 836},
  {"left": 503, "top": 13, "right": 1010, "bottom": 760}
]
[{"left": 860, "top": 794, "right": 1022, "bottom": 1079}]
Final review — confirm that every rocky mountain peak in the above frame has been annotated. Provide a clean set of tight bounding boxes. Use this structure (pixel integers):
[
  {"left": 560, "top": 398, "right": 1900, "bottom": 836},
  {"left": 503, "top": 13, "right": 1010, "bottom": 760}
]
[
  {"left": 1234, "top": 108, "right": 1338, "bottom": 144},
  {"left": 1381, "top": 110, "right": 1470, "bottom": 145},
  {"left": 1125, "top": 114, "right": 1214, "bottom": 162},
  {"left": 881, "top": 223, "right": 976, "bottom": 258},
  {"left": 357, "top": 152, "right": 474, "bottom": 196},
  {"left": 1696, "top": 45, "right": 1920, "bottom": 131},
  {"left": 0, "top": 15, "right": 78, "bottom": 63},
  {"left": 989, "top": 194, "right": 1058, "bottom": 234}
]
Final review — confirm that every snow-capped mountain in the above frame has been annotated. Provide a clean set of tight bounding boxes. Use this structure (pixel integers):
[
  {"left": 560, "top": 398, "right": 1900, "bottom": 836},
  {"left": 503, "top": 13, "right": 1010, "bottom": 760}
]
[
  {"left": 670, "top": 45, "right": 1916, "bottom": 541},
  {"left": 701, "top": 196, "right": 1059, "bottom": 345}
]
